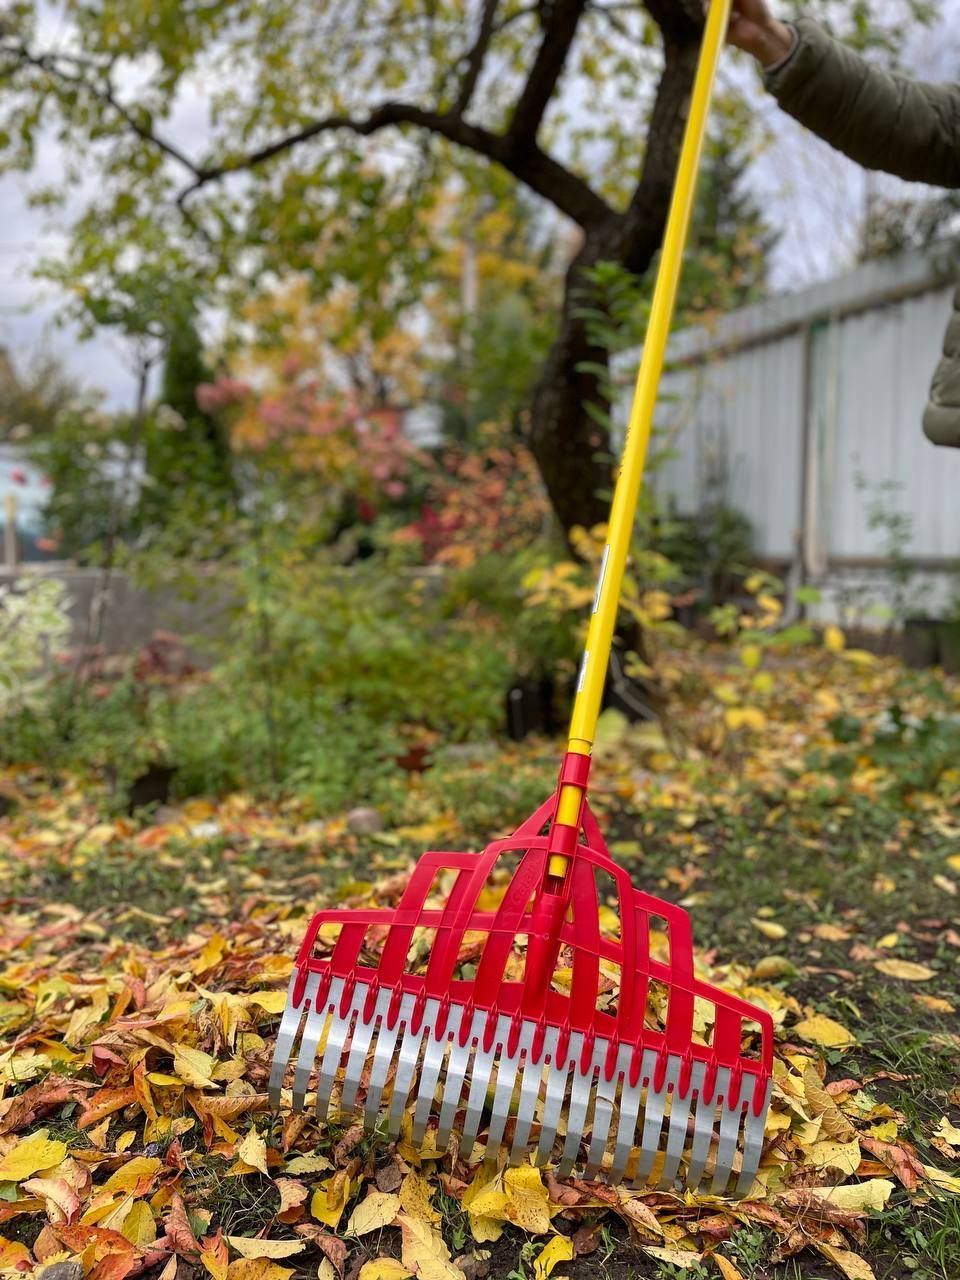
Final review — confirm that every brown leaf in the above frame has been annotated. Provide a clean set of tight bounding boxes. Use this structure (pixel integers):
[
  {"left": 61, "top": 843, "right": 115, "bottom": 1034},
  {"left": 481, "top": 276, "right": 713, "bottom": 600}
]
[
  {"left": 859, "top": 1137, "right": 925, "bottom": 1190},
  {"left": 0, "top": 1076, "right": 94, "bottom": 1137},
  {"left": 78, "top": 1087, "right": 138, "bottom": 1131},
  {"left": 164, "top": 1194, "right": 202, "bottom": 1258}
]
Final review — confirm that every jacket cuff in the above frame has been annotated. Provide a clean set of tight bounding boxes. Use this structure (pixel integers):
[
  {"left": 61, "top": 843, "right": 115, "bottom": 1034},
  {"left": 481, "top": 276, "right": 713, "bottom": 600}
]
[
  {"left": 763, "top": 17, "right": 834, "bottom": 100},
  {"left": 764, "top": 23, "right": 799, "bottom": 74}
]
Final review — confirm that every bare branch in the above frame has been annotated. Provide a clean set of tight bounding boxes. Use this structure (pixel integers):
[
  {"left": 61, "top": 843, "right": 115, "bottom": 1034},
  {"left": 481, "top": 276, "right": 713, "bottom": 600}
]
[
  {"left": 183, "top": 101, "right": 613, "bottom": 230},
  {"left": 455, "top": 0, "right": 501, "bottom": 115},
  {"left": 506, "top": 0, "right": 590, "bottom": 150}
]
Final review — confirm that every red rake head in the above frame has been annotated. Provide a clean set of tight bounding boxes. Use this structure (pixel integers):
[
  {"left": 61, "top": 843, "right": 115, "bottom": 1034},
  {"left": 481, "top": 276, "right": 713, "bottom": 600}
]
[{"left": 270, "top": 790, "right": 774, "bottom": 1194}]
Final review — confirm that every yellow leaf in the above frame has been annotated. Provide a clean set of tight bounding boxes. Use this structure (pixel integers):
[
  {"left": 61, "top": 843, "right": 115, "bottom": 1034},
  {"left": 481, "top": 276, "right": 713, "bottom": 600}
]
[
  {"left": 397, "top": 1213, "right": 465, "bottom": 1280},
  {"left": 824, "top": 625, "right": 846, "bottom": 654},
  {"left": 923, "top": 1164, "right": 960, "bottom": 1194},
  {"left": 461, "top": 1168, "right": 506, "bottom": 1243},
  {"left": 275, "top": 1179, "right": 308, "bottom": 1215},
  {"left": 0, "top": 1130, "right": 68, "bottom": 1182},
  {"left": 503, "top": 1166, "right": 551, "bottom": 1234},
  {"left": 740, "top": 644, "right": 762, "bottom": 672},
  {"left": 750, "top": 918, "right": 786, "bottom": 940},
  {"left": 946, "top": 853, "right": 960, "bottom": 873},
  {"left": 248, "top": 992, "right": 288, "bottom": 1014},
  {"left": 102, "top": 1157, "right": 162, "bottom": 1195},
  {"left": 533, "top": 1237, "right": 574, "bottom": 1280},
  {"left": 793, "top": 1014, "right": 856, "bottom": 1049},
  {"left": 934, "top": 1117, "right": 960, "bottom": 1146},
  {"left": 803, "top": 1066, "right": 857, "bottom": 1142},
  {"left": 724, "top": 707, "right": 766, "bottom": 733},
  {"left": 359, "top": 1262, "right": 412, "bottom": 1280},
  {"left": 227, "top": 1239, "right": 306, "bottom": 1260},
  {"left": 174, "top": 1046, "right": 219, "bottom": 1089},
  {"left": 121, "top": 1201, "right": 157, "bottom": 1246},
  {"left": 236, "top": 1130, "right": 270, "bottom": 1176},
  {"left": 347, "top": 1191, "right": 401, "bottom": 1236},
  {"left": 712, "top": 1257, "right": 746, "bottom": 1280},
  {"left": 817, "top": 1179, "right": 895, "bottom": 1213},
  {"left": 808, "top": 1139, "right": 861, "bottom": 1176},
  {"left": 873, "top": 959, "right": 935, "bottom": 981},
  {"left": 642, "top": 1247, "right": 703, "bottom": 1269},
  {"left": 867, "top": 1121, "right": 899, "bottom": 1142},
  {"left": 399, "top": 1172, "right": 441, "bottom": 1225},
  {"left": 876, "top": 932, "right": 899, "bottom": 949},
  {"left": 226, "top": 1262, "right": 293, "bottom": 1280},
  {"left": 914, "top": 992, "right": 957, "bottom": 1013},
  {"left": 310, "top": 1177, "right": 351, "bottom": 1230},
  {"left": 815, "top": 1244, "right": 876, "bottom": 1280},
  {"left": 318, "top": 1262, "right": 336, "bottom": 1280}
]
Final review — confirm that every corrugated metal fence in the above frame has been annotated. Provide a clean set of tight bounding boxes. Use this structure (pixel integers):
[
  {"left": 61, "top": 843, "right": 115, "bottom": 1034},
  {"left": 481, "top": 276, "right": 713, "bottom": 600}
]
[{"left": 624, "top": 248, "right": 960, "bottom": 620}]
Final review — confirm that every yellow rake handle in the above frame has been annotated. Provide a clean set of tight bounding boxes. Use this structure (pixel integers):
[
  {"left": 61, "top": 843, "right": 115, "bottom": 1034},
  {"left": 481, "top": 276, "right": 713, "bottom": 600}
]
[{"left": 554, "top": 0, "right": 732, "bottom": 845}]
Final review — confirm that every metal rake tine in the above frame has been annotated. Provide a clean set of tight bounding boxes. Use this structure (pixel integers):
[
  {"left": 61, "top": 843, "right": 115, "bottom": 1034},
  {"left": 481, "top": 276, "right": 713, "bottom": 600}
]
[
  {"left": 412, "top": 1022, "right": 448, "bottom": 1145},
  {"left": 608, "top": 1054, "right": 649, "bottom": 1186},
  {"left": 657, "top": 1062, "right": 702, "bottom": 1190},
  {"left": 387, "top": 1008, "right": 428, "bottom": 1138},
  {"left": 688, "top": 1067, "right": 728, "bottom": 1190},
  {"left": 269, "top": 973, "right": 314, "bottom": 1108},
  {"left": 583, "top": 1053, "right": 620, "bottom": 1180},
  {"left": 510, "top": 1040, "right": 549, "bottom": 1162},
  {"left": 556, "top": 1034, "right": 590, "bottom": 1179},
  {"left": 631, "top": 1063, "right": 672, "bottom": 1186},
  {"left": 340, "top": 987, "right": 382, "bottom": 1113},
  {"left": 459, "top": 1019, "right": 501, "bottom": 1152},
  {"left": 437, "top": 1010, "right": 479, "bottom": 1146},
  {"left": 734, "top": 1082, "right": 771, "bottom": 1197},
  {"left": 485, "top": 1027, "right": 527, "bottom": 1155},
  {"left": 710, "top": 1096, "right": 746, "bottom": 1195},
  {"left": 364, "top": 1002, "right": 406, "bottom": 1131},
  {"left": 314, "top": 980, "right": 352, "bottom": 1117},
  {"left": 535, "top": 1050, "right": 572, "bottom": 1166},
  {"left": 292, "top": 1000, "right": 329, "bottom": 1112}
]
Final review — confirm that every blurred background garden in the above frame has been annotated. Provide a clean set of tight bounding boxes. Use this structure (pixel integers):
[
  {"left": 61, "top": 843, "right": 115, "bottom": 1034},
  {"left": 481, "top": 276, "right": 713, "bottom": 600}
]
[{"left": 1, "top": 5, "right": 960, "bottom": 1277}]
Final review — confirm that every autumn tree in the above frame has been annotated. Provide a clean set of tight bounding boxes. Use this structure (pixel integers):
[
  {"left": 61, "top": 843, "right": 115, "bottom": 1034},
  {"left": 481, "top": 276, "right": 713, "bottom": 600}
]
[{"left": 0, "top": 0, "right": 933, "bottom": 537}]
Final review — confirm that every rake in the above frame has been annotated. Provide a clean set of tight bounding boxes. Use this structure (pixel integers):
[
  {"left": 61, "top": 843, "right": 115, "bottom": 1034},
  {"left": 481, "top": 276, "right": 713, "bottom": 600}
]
[{"left": 269, "top": 0, "right": 774, "bottom": 1195}]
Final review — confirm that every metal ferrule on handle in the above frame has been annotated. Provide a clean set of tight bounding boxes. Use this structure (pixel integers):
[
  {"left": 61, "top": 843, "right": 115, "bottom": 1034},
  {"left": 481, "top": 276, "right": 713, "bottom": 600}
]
[{"left": 549, "top": 0, "right": 733, "bottom": 870}]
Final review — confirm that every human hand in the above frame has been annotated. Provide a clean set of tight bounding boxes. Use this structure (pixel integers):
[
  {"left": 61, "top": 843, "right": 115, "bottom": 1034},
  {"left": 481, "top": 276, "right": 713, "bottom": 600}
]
[{"left": 714, "top": 0, "right": 796, "bottom": 68}]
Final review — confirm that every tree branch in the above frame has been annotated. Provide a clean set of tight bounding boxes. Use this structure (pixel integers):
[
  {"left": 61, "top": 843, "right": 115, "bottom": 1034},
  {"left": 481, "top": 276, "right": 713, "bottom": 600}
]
[
  {"left": 183, "top": 101, "right": 613, "bottom": 230},
  {"left": 455, "top": 0, "right": 501, "bottom": 116},
  {"left": 617, "top": 34, "right": 699, "bottom": 272},
  {"left": 506, "top": 0, "right": 590, "bottom": 150}
]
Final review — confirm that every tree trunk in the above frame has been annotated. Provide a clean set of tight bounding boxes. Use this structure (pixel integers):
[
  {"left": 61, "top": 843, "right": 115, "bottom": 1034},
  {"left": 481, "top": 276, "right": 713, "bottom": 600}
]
[{"left": 528, "top": 239, "right": 615, "bottom": 541}]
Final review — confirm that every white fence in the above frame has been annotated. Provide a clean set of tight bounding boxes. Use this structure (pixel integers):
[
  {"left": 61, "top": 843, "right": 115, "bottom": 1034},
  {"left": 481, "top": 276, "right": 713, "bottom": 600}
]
[{"left": 624, "top": 248, "right": 960, "bottom": 622}]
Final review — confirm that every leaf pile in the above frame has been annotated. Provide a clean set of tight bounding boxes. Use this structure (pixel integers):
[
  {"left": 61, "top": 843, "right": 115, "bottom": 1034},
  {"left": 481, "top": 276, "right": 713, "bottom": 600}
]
[{"left": 1, "top": 647, "right": 959, "bottom": 1280}]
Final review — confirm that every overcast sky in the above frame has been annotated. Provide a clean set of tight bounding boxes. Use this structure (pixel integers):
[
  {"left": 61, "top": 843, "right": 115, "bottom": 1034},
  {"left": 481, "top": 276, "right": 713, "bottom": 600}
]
[{"left": 0, "top": 5, "right": 958, "bottom": 410}]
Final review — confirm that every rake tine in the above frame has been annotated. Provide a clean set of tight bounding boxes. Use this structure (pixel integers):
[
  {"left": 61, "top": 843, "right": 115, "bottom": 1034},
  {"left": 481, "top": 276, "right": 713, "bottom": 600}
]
[
  {"left": 340, "top": 985, "right": 382, "bottom": 1113},
  {"left": 387, "top": 1005, "right": 429, "bottom": 1138},
  {"left": 658, "top": 1062, "right": 703, "bottom": 1190},
  {"left": 459, "top": 1017, "right": 503, "bottom": 1152},
  {"left": 485, "top": 1026, "right": 527, "bottom": 1154},
  {"left": 365, "top": 1000, "right": 406, "bottom": 1131},
  {"left": 511, "top": 1029, "right": 554, "bottom": 1162},
  {"left": 269, "top": 973, "right": 314, "bottom": 1108},
  {"left": 734, "top": 1081, "right": 771, "bottom": 1197},
  {"left": 292, "top": 997, "right": 329, "bottom": 1112},
  {"left": 314, "top": 979, "right": 352, "bottom": 1117},
  {"left": 535, "top": 1048, "right": 572, "bottom": 1166},
  {"left": 412, "top": 1022, "right": 448, "bottom": 1146},
  {"left": 688, "top": 1067, "right": 729, "bottom": 1189},
  {"left": 608, "top": 1050, "right": 652, "bottom": 1185},
  {"left": 631, "top": 1061, "right": 674, "bottom": 1186},
  {"left": 710, "top": 1095, "right": 746, "bottom": 1195},
  {"left": 583, "top": 1072, "right": 617, "bottom": 1180},
  {"left": 437, "top": 1010, "right": 481, "bottom": 1147},
  {"left": 556, "top": 1034, "right": 591, "bottom": 1179}
]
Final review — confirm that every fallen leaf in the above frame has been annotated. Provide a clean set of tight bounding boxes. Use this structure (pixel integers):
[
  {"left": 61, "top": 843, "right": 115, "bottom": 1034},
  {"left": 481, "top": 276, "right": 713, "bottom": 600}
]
[
  {"left": 235, "top": 1130, "right": 269, "bottom": 1176},
  {"left": 346, "top": 1191, "right": 401, "bottom": 1237},
  {"left": 642, "top": 1247, "right": 703, "bottom": 1269},
  {"left": 503, "top": 1166, "right": 551, "bottom": 1234},
  {"left": 0, "top": 1131, "right": 68, "bottom": 1181},
  {"left": 399, "top": 1173, "right": 441, "bottom": 1226},
  {"left": 815, "top": 1243, "right": 876, "bottom": 1280},
  {"left": 808, "top": 1139, "right": 861, "bottom": 1176},
  {"left": 174, "top": 1046, "right": 218, "bottom": 1089},
  {"left": 792, "top": 1014, "right": 856, "bottom": 1049},
  {"left": 532, "top": 1237, "right": 574, "bottom": 1280},
  {"left": 121, "top": 1201, "right": 157, "bottom": 1247},
  {"left": 751, "top": 918, "right": 787, "bottom": 940},
  {"left": 310, "top": 1177, "right": 352, "bottom": 1231},
  {"left": 873, "top": 960, "right": 935, "bottom": 981},
  {"left": 227, "top": 1239, "right": 306, "bottom": 1260},
  {"left": 816, "top": 1180, "right": 895, "bottom": 1212},
  {"left": 711, "top": 1257, "right": 745, "bottom": 1280},
  {"left": 226, "top": 1262, "right": 293, "bottom": 1280},
  {"left": 20, "top": 1175, "right": 81, "bottom": 1225},
  {"left": 397, "top": 1213, "right": 465, "bottom": 1280},
  {"left": 358, "top": 1263, "right": 412, "bottom": 1280}
]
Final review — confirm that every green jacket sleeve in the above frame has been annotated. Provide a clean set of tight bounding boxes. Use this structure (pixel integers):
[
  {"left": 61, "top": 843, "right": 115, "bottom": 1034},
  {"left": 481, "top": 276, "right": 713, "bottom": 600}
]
[{"left": 765, "top": 18, "right": 960, "bottom": 189}]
